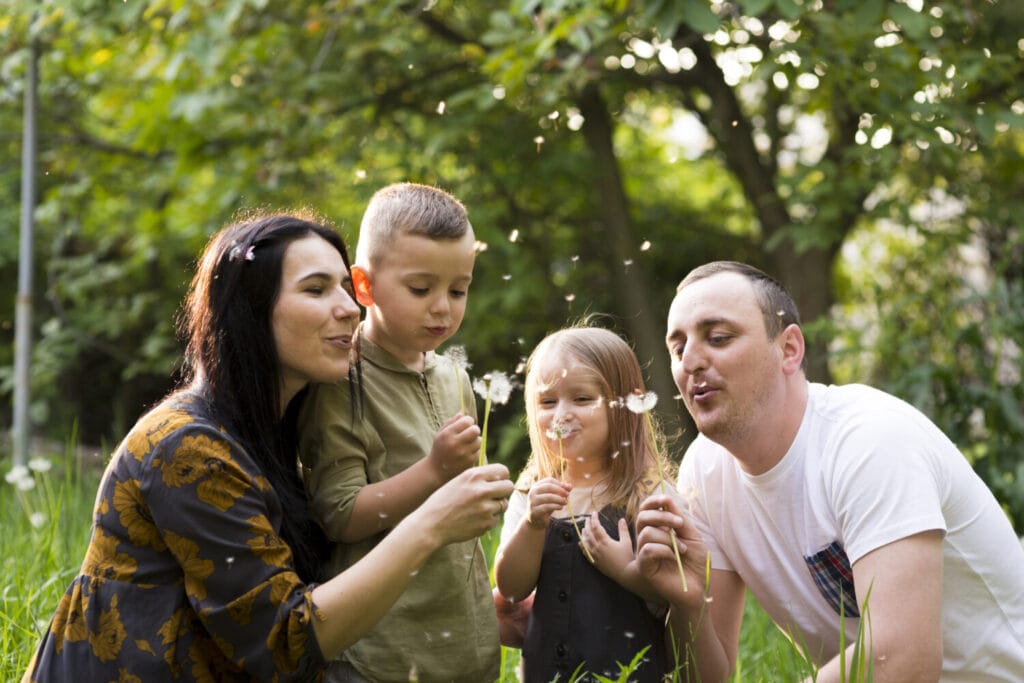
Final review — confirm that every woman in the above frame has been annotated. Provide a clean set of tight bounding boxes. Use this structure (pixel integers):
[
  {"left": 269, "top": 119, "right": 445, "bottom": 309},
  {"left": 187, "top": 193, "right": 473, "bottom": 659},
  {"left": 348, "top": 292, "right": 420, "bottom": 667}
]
[{"left": 23, "top": 212, "right": 513, "bottom": 682}]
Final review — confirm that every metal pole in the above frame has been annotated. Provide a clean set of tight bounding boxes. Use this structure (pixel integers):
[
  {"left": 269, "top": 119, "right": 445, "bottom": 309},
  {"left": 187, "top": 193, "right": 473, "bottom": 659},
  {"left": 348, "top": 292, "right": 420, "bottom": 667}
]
[{"left": 13, "top": 25, "right": 38, "bottom": 467}]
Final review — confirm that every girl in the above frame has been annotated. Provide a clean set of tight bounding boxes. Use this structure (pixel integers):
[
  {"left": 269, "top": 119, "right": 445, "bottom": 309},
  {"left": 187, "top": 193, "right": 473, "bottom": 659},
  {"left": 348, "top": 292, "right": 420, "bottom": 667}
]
[
  {"left": 494, "top": 325, "right": 677, "bottom": 683},
  {"left": 23, "top": 212, "right": 512, "bottom": 682}
]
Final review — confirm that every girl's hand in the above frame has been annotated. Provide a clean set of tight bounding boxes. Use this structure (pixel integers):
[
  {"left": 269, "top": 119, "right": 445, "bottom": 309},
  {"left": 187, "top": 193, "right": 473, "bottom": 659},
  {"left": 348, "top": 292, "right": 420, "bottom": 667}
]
[
  {"left": 525, "top": 477, "right": 569, "bottom": 530},
  {"left": 581, "top": 513, "right": 634, "bottom": 580}
]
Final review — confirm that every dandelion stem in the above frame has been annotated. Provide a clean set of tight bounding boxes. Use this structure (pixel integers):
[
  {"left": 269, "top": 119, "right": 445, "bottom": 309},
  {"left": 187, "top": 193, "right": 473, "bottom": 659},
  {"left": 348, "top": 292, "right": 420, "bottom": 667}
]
[
  {"left": 645, "top": 411, "right": 688, "bottom": 592},
  {"left": 478, "top": 396, "right": 491, "bottom": 467},
  {"left": 558, "top": 435, "right": 595, "bottom": 564}
]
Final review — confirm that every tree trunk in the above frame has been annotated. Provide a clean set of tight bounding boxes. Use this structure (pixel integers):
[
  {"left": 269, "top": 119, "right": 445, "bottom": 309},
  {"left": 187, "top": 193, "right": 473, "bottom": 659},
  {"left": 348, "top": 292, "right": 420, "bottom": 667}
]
[{"left": 576, "top": 84, "right": 685, "bottom": 445}]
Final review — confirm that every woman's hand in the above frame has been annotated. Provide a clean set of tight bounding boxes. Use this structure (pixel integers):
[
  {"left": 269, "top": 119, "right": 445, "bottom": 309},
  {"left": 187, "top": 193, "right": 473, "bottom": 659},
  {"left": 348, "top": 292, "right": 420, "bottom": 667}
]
[{"left": 414, "top": 463, "right": 513, "bottom": 546}]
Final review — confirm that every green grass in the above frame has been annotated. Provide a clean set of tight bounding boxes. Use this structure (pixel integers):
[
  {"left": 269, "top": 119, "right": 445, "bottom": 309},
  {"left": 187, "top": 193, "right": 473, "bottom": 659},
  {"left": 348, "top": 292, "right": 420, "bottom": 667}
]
[{"left": 2, "top": 447, "right": 827, "bottom": 682}]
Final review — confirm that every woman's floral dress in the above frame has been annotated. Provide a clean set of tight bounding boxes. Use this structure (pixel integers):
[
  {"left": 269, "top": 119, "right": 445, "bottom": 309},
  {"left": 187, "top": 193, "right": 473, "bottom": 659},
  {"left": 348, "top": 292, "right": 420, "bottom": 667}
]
[{"left": 23, "top": 392, "right": 327, "bottom": 682}]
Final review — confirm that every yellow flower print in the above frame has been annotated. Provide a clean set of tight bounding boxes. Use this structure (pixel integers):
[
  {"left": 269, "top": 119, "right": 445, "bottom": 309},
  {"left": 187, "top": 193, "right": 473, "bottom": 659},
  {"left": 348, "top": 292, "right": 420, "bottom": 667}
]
[
  {"left": 267, "top": 606, "right": 308, "bottom": 675},
  {"left": 163, "top": 435, "right": 229, "bottom": 488},
  {"left": 51, "top": 583, "right": 89, "bottom": 653},
  {"left": 82, "top": 528, "right": 138, "bottom": 582},
  {"left": 196, "top": 456, "right": 250, "bottom": 512},
  {"left": 245, "top": 515, "right": 292, "bottom": 569},
  {"left": 112, "top": 478, "right": 166, "bottom": 551},
  {"left": 88, "top": 594, "right": 127, "bottom": 662},
  {"left": 158, "top": 608, "right": 188, "bottom": 678},
  {"left": 226, "top": 585, "right": 259, "bottom": 625},
  {"left": 125, "top": 408, "right": 193, "bottom": 462},
  {"left": 252, "top": 474, "right": 272, "bottom": 493},
  {"left": 164, "top": 530, "right": 214, "bottom": 602},
  {"left": 112, "top": 668, "right": 143, "bottom": 683}
]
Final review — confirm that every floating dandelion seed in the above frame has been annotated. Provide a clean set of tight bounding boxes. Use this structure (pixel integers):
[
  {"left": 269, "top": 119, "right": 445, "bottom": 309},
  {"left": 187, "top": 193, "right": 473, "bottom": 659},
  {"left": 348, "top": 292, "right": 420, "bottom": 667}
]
[
  {"left": 474, "top": 371, "right": 515, "bottom": 466},
  {"left": 442, "top": 345, "right": 472, "bottom": 414},
  {"left": 623, "top": 258, "right": 634, "bottom": 267},
  {"left": 509, "top": 229, "right": 520, "bottom": 242},
  {"left": 355, "top": 169, "right": 367, "bottom": 180},
  {"left": 625, "top": 391, "right": 658, "bottom": 414},
  {"left": 474, "top": 240, "right": 489, "bottom": 253},
  {"left": 626, "top": 389, "right": 688, "bottom": 592},
  {"left": 515, "top": 360, "right": 526, "bottom": 374},
  {"left": 547, "top": 110, "right": 560, "bottom": 120},
  {"left": 564, "top": 293, "right": 576, "bottom": 303},
  {"left": 777, "top": 309, "right": 785, "bottom": 317},
  {"left": 533, "top": 135, "right": 545, "bottom": 152},
  {"left": 436, "top": 100, "right": 446, "bottom": 114},
  {"left": 570, "top": 255, "right": 580, "bottom": 263},
  {"left": 640, "top": 240, "right": 651, "bottom": 251},
  {"left": 502, "top": 274, "right": 512, "bottom": 281}
]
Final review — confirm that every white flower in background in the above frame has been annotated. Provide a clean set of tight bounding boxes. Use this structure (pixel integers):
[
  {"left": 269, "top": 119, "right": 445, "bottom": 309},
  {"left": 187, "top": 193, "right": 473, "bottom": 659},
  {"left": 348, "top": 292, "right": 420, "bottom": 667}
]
[
  {"left": 30, "top": 512, "right": 46, "bottom": 529},
  {"left": 5, "top": 465, "right": 30, "bottom": 486},
  {"left": 28, "top": 456, "right": 53, "bottom": 473}
]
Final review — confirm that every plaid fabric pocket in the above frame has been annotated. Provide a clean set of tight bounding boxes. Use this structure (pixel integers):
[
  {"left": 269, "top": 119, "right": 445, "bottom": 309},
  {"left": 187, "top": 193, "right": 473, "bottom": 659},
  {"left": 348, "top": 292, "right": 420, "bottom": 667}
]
[{"left": 804, "top": 540, "right": 860, "bottom": 617}]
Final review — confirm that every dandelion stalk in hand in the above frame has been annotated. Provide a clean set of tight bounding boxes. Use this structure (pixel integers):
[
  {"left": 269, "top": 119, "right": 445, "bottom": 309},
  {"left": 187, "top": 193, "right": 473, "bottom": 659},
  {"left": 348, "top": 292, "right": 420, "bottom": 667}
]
[
  {"left": 472, "top": 371, "right": 513, "bottom": 466},
  {"left": 626, "top": 390, "right": 688, "bottom": 592},
  {"left": 546, "top": 424, "right": 596, "bottom": 564}
]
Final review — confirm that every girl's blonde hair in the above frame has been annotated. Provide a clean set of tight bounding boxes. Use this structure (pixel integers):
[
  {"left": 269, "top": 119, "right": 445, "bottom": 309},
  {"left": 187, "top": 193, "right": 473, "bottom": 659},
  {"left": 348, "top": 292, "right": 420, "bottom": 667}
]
[{"left": 520, "top": 323, "right": 675, "bottom": 521}]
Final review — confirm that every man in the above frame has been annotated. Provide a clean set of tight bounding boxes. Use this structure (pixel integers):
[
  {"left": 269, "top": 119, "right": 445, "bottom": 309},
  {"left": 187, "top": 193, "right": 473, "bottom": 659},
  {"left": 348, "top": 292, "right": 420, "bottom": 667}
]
[{"left": 636, "top": 261, "right": 1024, "bottom": 682}]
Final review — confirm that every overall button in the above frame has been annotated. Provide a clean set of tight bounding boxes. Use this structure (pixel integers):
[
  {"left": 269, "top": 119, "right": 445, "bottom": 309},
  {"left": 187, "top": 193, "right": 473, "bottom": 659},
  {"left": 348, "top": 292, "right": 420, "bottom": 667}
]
[
  {"left": 556, "top": 642, "right": 567, "bottom": 657},
  {"left": 561, "top": 529, "right": 572, "bottom": 542},
  {"left": 557, "top": 590, "right": 568, "bottom": 602}
]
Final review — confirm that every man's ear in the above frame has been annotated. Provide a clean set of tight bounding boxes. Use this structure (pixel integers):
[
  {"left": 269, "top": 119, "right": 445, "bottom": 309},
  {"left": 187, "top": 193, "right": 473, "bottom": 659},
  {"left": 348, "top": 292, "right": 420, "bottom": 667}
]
[
  {"left": 351, "top": 266, "right": 374, "bottom": 307},
  {"left": 779, "top": 323, "right": 805, "bottom": 375}
]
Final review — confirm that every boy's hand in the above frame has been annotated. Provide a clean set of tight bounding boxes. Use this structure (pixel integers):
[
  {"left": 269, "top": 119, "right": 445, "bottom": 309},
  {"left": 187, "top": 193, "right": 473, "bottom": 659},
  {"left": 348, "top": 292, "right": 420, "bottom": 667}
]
[
  {"left": 525, "top": 477, "right": 570, "bottom": 530},
  {"left": 427, "top": 413, "right": 481, "bottom": 481}
]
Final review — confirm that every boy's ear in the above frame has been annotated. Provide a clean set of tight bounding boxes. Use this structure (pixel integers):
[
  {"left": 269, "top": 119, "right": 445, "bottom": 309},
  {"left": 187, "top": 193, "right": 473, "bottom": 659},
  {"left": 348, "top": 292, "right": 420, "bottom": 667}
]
[{"left": 350, "top": 266, "right": 374, "bottom": 306}]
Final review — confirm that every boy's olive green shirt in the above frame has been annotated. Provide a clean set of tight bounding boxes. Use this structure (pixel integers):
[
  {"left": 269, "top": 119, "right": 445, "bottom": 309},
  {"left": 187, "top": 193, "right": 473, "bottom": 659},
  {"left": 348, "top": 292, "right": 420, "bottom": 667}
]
[{"left": 298, "top": 332, "right": 498, "bottom": 683}]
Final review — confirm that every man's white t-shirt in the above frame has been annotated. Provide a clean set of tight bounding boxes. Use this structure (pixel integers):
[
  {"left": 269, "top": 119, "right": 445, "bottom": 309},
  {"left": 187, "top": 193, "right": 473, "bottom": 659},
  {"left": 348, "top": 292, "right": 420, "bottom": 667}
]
[{"left": 679, "top": 382, "right": 1024, "bottom": 681}]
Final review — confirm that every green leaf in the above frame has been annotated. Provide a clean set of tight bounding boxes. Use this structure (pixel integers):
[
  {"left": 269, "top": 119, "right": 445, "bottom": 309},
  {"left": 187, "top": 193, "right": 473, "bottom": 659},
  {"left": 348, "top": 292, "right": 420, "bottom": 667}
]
[
  {"left": 889, "top": 3, "right": 930, "bottom": 40},
  {"left": 680, "top": 0, "right": 719, "bottom": 35},
  {"left": 739, "top": 0, "right": 776, "bottom": 15}
]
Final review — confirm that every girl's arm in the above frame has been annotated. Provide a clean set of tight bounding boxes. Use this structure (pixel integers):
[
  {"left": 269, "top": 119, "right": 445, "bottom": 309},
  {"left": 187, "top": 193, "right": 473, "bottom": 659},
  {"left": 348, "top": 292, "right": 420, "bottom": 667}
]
[{"left": 494, "top": 479, "right": 569, "bottom": 601}]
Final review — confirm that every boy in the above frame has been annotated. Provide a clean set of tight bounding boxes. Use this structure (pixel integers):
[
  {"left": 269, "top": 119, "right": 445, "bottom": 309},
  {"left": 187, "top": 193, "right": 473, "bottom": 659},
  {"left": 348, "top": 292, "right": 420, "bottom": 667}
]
[{"left": 298, "top": 183, "right": 498, "bottom": 683}]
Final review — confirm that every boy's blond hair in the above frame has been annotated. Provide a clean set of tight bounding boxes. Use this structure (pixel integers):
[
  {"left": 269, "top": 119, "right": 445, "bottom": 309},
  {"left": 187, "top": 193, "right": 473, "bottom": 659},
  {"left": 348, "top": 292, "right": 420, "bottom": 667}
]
[{"left": 355, "top": 182, "right": 472, "bottom": 267}]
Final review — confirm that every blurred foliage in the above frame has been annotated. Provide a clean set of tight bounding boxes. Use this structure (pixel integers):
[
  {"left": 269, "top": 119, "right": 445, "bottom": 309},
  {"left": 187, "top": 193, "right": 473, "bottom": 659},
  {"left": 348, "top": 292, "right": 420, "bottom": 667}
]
[{"left": 1, "top": 1, "right": 1022, "bottom": 525}]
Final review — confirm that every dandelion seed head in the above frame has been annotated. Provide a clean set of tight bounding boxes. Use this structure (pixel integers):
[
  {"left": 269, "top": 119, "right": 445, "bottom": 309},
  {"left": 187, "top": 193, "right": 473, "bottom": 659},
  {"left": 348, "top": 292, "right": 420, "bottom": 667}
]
[
  {"left": 626, "top": 390, "right": 658, "bottom": 413},
  {"left": 30, "top": 512, "right": 46, "bottom": 529},
  {"left": 16, "top": 477, "right": 36, "bottom": 492},
  {"left": 28, "top": 457, "right": 52, "bottom": 473}
]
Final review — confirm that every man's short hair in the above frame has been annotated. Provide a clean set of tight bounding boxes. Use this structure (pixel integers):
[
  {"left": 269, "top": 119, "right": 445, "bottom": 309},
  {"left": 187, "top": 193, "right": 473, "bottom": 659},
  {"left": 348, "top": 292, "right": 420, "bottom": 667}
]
[{"left": 677, "top": 261, "right": 801, "bottom": 340}]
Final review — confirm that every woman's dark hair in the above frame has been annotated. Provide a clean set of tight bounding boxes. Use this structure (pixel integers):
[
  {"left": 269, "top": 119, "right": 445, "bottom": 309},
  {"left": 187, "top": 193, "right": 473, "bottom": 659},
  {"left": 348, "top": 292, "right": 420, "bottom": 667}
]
[{"left": 178, "top": 210, "right": 350, "bottom": 581}]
